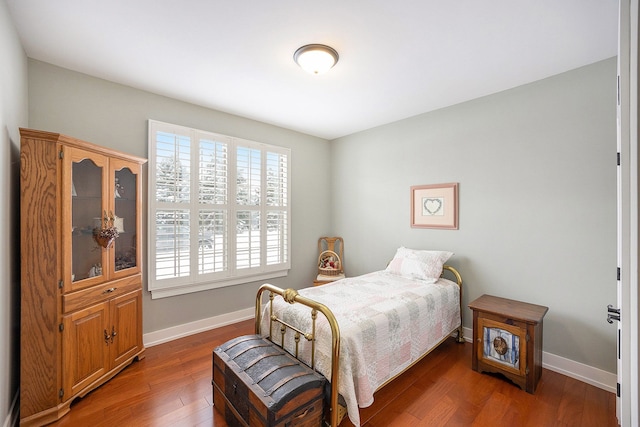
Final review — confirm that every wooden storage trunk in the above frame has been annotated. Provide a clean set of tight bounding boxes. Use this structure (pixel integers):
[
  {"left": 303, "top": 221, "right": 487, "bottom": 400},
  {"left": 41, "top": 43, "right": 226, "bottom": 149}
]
[{"left": 212, "top": 335, "right": 325, "bottom": 427}]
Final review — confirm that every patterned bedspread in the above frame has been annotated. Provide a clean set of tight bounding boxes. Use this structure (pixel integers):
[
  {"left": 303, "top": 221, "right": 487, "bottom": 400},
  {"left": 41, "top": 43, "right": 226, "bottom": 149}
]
[{"left": 260, "top": 270, "right": 461, "bottom": 426}]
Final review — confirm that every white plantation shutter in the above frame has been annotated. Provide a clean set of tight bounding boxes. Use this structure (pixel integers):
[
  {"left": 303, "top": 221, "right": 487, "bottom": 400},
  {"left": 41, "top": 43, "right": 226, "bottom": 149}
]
[
  {"left": 148, "top": 120, "right": 290, "bottom": 298},
  {"left": 266, "top": 151, "right": 288, "bottom": 265},
  {"left": 198, "top": 137, "right": 228, "bottom": 275},
  {"left": 236, "top": 210, "right": 260, "bottom": 269},
  {"left": 236, "top": 146, "right": 261, "bottom": 270},
  {"left": 155, "top": 210, "right": 190, "bottom": 278},
  {"left": 198, "top": 209, "right": 226, "bottom": 274}
]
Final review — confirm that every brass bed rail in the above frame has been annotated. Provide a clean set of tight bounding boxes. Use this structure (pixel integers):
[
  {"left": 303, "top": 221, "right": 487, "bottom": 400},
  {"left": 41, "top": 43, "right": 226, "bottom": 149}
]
[
  {"left": 442, "top": 265, "right": 465, "bottom": 343},
  {"left": 254, "top": 264, "right": 463, "bottom": 427},
  {"left": 255, "top": 284, "right": 342, "bottom": 427}
]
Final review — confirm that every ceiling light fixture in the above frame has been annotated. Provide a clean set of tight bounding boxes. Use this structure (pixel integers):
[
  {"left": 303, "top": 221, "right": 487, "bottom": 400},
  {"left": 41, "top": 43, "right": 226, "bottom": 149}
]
[{"left": 293, "top": 44, "right": 339, "bottom": 75}]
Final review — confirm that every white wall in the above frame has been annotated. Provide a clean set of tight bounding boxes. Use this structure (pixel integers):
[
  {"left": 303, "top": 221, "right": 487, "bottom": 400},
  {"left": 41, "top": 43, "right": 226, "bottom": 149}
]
[
  {"left": 0, "top": 0, "right": 27, "bottom": 425},
  {"left": 332, "top": 58, "right": 618, "bottom": 373},
  {"left": 27, "top": 59, "right": 332, "bottom": 334}
]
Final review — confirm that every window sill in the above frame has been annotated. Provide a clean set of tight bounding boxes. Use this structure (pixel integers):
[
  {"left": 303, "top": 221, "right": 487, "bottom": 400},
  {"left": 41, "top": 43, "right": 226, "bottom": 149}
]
[{"left": 148, "top": 269, "right": 289, "bottom": 299}]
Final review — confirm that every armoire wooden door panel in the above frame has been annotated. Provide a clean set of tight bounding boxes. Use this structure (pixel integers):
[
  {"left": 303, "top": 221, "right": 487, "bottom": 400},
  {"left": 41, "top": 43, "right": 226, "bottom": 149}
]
[
  {"left": 62, "top": 302, "right": 110, "bottom": 398},
  {"left": 110, "top": 290, "right": 143, "bottom": 367}
]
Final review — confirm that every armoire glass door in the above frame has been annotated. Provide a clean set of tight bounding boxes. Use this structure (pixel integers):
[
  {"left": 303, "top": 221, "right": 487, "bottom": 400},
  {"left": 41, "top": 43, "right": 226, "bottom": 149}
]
[
  {"left": 113, "top": 165, "right": 138, "bottom": 273},
  {"left": 71, "top": 156, "right": 107, "bottom": 285}
]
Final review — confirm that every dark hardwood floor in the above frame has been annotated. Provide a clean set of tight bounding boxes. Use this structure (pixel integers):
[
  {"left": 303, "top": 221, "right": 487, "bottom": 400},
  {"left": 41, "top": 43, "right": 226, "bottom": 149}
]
[{"left": 50, "top": 319, "right": 618, "bottom": 427}]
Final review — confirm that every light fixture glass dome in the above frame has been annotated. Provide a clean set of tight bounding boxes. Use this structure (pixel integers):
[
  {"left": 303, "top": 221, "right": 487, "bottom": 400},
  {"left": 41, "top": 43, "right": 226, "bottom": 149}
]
[{"left": 294, "top": 44, "right": 339, "bottom": 75}]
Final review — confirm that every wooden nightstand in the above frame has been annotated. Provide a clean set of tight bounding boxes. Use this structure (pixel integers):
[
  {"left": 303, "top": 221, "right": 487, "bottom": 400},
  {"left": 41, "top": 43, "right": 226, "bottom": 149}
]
[{"left": 469, "top": 294, "right": 548, "bottom": 394}]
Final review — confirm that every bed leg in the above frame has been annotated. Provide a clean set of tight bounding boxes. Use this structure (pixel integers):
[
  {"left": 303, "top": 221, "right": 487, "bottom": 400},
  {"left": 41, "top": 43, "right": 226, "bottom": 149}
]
[{"left": 456, "top": 326, "right": 465, "bottom": 343}]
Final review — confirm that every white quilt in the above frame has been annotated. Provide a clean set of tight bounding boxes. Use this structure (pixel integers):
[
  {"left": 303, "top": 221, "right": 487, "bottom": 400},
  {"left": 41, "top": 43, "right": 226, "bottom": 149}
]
[{"left": 260, "top": 270, "right": 461, "bottom": 426}]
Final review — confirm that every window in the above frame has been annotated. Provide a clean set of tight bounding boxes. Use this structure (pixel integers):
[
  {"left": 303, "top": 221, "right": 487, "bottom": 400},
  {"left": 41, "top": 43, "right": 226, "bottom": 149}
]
[{"left": 148, "top": 120, "right": 290, "bottom": 298}]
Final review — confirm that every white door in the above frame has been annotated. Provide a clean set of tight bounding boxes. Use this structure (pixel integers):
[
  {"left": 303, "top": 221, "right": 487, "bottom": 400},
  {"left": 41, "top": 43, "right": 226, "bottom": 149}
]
[
  {"left": 615, "top": 0, "right": 625, "bottom": 418},
  {"left": 615, "top": 1, "right": 639, "bottom": 425}
]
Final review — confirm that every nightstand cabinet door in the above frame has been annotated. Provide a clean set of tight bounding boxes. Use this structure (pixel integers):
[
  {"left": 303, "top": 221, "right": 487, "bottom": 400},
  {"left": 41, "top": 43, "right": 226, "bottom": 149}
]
[{"left": 476, "top": 316, "right": 527, "bottom": 379}]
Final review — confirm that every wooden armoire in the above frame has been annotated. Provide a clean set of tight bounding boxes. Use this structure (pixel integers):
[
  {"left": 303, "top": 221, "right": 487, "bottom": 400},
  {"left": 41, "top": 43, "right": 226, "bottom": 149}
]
[{"left": 19, "top": 128, "right": 147, "bottom": 426}]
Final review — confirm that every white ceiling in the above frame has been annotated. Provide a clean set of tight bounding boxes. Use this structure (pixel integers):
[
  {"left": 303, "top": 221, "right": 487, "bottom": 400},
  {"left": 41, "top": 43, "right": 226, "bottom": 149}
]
[{"left": 6, "top": 0, "right": 619, "bottom": 140}]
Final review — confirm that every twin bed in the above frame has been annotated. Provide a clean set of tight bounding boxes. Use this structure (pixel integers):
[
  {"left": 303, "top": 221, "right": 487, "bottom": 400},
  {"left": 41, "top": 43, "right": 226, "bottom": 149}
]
[{"left": 254, "top": 248, "right": 464, "bottom": 427}]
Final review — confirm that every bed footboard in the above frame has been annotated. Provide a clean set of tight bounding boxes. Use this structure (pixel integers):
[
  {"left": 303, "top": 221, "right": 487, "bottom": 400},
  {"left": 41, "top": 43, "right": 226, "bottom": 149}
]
[{"left": 255, "top": 284, "right": 342, "bottom": 427}]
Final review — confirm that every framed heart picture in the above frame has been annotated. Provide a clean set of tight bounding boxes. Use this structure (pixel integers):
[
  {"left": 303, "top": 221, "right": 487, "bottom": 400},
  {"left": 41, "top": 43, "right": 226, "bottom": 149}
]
[{"left": 410, "top": 183, "right": 458, "bottom": 229}]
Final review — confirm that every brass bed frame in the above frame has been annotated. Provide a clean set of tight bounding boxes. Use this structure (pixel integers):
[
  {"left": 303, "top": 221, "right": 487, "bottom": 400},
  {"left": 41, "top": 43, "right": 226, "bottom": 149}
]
[{"left": 254, "top": 265, "right": 464, "bottom": 427}]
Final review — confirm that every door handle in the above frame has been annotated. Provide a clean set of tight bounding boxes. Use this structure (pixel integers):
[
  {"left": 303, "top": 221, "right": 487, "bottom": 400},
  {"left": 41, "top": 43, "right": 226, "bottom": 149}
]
[{"left": 607, "top": 305, "right": 621, "bottom": 323}]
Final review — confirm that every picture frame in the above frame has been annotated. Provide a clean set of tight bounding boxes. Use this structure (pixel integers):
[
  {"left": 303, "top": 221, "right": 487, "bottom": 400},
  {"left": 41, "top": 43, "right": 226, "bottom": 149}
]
[{"left": 410, "top": 182, "right": 458, "bottom": 229}]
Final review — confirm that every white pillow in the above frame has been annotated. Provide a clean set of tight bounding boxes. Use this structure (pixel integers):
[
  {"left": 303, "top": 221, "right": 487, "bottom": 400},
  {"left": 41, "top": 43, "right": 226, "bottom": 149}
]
[{"left": 385, "top": 247, "right": 453, "bottom": 282}]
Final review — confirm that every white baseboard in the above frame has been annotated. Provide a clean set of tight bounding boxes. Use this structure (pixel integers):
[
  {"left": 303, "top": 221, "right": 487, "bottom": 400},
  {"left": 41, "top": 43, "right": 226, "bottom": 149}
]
[
  {"left": 143, "top": 313, "right": 617, "bottom": 395},
  {"left": 3, "top": 390, "right": 18, "bottom": 427},
  {"left": 542, "top": 350, "right": 617, "bottom": 393},
  {"left": 143, "top": 307, "right": 255, "bottom": 347},
  {"left": 459, "top": 326, "right": 616, "bottom": 394}
]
